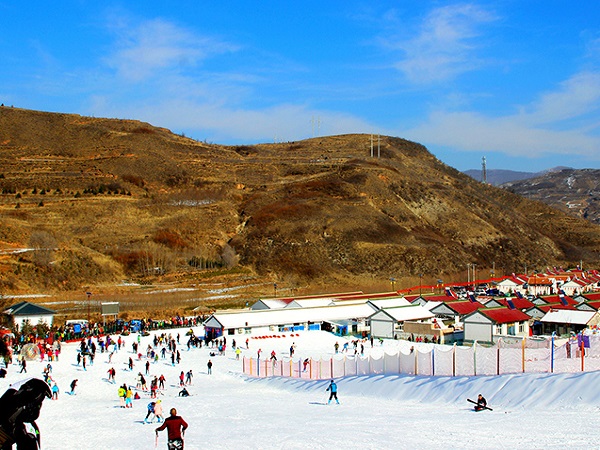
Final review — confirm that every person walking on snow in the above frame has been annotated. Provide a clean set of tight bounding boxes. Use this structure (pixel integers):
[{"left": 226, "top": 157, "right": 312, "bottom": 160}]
[
  {"left": 326, "top": 379, "right": 339, "bottom": 404},
  {"left": 207, "top": 359, "right": 212, "bottom": 375},
  {"left": 156, "top": 408, "right": 188, "bottom": 450}
]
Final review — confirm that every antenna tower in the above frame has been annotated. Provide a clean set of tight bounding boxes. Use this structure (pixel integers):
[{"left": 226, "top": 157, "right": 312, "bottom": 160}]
[{"left": 481, "top": 156, "right": 487, "bottom": 184}]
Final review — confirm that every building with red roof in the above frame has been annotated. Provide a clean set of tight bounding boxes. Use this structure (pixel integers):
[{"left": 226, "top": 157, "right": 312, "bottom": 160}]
[{"left": 463, "top": 307, "right": 531, "bottom": 344}]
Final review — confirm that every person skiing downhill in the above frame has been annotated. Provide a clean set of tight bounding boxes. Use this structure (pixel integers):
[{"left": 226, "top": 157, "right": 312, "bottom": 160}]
[
  {"left": 145, "top": 401, "right": 156, "bottom": 423},
  {"left": 156, "top": 407, "right": 188, "bottom": 450},
  {"left": 326, "top": 379, "right": 339, "bottom": 404}
]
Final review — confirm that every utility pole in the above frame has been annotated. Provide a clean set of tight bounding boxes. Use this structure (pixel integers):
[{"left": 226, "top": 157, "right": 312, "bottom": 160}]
[
  {"left": 86, "top": 291, "right": 92, "bottom": 322},
  {"left": 378, "top": 135, "right": 381, "bottom": 158},
  {"left": 370, "top": 134, "right": 374, "bottom": 158}
]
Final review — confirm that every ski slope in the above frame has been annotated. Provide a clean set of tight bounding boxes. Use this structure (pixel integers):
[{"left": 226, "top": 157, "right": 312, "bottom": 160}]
[{"left": 3, "top": 329, "right": 599, "bottom": 449}]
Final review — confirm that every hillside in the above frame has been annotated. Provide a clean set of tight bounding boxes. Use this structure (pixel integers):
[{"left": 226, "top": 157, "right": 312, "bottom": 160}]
[
  {"left": 501, "top": 169, "right": 600, "bottom": 226},
  {"left": 1, "top": 107, "right": 600, "bottom": 298}
]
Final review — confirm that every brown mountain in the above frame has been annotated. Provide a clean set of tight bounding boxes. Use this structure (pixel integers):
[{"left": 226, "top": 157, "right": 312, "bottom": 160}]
[
  {"left": 502, "top": 169, "right": 600, "bottom": 226},
  {"left": 1, "top": 107, "right": 599, "bottom": 296}
]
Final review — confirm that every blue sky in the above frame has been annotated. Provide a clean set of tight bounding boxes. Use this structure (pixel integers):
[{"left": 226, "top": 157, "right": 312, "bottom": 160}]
[{"left": 1, "top": 1, "right": 600, "bottom": 172}]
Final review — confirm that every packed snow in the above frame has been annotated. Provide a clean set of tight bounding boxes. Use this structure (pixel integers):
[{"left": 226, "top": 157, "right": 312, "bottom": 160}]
[{"left": 3, "top": 329, "right": 600, "bottom": 450}]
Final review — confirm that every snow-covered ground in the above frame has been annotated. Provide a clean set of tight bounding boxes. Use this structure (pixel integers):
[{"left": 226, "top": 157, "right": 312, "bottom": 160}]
[{"left": 3, "top": 329, "right": 600, "bottom": 450}]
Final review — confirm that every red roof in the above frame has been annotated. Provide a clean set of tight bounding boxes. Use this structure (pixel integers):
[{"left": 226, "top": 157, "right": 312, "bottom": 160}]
[
  {"left": 477, "top": 308, "right": 531, "bottom": 323},
  {"left": 497, "top": 298, "right": 534, "bottom": 309},
  {"left": 537, "top": 295, "right": 577, "bottom": 305},
  {"left": 581, "top": 292, "right": 600, "bottom": 301},
  {"left": 444, "top": 301, "right": 484, "bottom": 315},
  {"left": 536, "top": 304, "right": 577, "bottom": 312}
]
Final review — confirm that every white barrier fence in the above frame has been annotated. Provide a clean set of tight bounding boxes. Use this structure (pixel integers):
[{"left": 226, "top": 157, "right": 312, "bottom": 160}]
[{"left": 243, "top": 336, "right": 600, "bottom": 379}]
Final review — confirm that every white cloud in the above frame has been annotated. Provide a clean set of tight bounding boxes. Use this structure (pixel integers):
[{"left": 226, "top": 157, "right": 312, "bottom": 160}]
[
  {"left": 108, "top": 99, "right": 377, "bottom": 144},
  {"left": 403, "top": 71, "right": 600, "bottom": 159},
  {"left": 105, "top": 18, "right": 238, "bottom": 82},
  {"left": 386, "top": 4, "right": 497, "bottom": 84}
]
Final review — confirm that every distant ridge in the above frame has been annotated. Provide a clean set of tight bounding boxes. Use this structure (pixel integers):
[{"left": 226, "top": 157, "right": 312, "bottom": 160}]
[{"left": 463, "top": 167, "right": 571, "bottom": 185}]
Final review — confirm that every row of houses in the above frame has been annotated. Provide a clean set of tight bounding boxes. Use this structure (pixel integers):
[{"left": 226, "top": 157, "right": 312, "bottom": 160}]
[
  {"left": 3, "top": 269, "right": 600, "bottom": 345},
  {"left": 202, "top": 286, "right": 600, "bottom": 345},
  {"left": 496, "top": 269, "right": 600, "bottom": 296}
]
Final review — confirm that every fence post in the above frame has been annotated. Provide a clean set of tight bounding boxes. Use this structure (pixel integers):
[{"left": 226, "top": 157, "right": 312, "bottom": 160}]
[
  {"left": 452, "top": 343, "right": 456, "bottom": 377},
  {"left": 331, "top": 358, "right": 334, "bottom": 377},
  {"left": 414, "top": 347, "right": 418, "bottom": 375},
  {"left": 581, "top": 339, "right": 585, "bottom": 372},
  {"left": 431, "top": 347, "right": 435, "bottom": 376},
  {"left": 521, "top": 337, "right": 525, "bottom": 373},
  {"left": 496, "top": 346, "right": 500, "bottom": 376},
  {"left": 473, "top": 341, "right": 477, "bottom": 377},
  {"left": 550, "top": 332, "right": 555, "bottom": 373},
  {"left": 257, "top": 357, "right": 260, "bottom": 377},
  {"left": 344, "top": 356, "right": 346, "bottom": 377}
]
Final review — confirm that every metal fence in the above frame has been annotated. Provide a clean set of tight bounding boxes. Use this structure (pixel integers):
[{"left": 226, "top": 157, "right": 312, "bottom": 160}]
[{"left": 243, "top": 335, "right": 600, "bottom": 379}]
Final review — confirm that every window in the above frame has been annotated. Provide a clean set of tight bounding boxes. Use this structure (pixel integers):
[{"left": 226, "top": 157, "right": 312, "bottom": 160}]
[
  {"left": 495, "top": 324, "right": 502, "bottom": 335},
  {"left": 519, "top": 322, "right": 525, "bottom": 333}
]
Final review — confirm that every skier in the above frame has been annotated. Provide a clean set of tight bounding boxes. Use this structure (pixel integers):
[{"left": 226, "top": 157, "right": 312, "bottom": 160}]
[
  {"left": 118, "top": 384, "right": 126, "bottom": 407},
  {"left": 51, "top": 382, "right": 59, "bottom": 400},
  {"left": 302, "top": 358, "right": 310, "bottom": 372},
  {"left": 125, "top": 386, "right": 133, "bottom": 408},
  {"left": 178, "top": 387, "right": 190, "bottom": 397},
  {"left": 185, "top": 370, "right": 193, "bottom": 385},
  {"left": 155, "top": 408, "right": 188, "bottom": 450},
  {"left": 326, "top": 379, "right": 339, "bottom": 404},
  {"left": 19, "top": 357, "right": 26, "bottom": 374},
  {"left": 154, "top": 399, "right": 164, "bottom": 423},
  {"left": 69, "top": 379, "right": 78, "bottom": 395},
  {"left": 474, "top": 394, "right": 487, "bottom": 411},
  {"left": 158, "top": 374, "right": 166, "bottom": 390},
  {"left": 107, "top": 367, "right": 116, "bottom": 383},
  {"left": 145, "top": 401, "right": 156, "bottom": 423},
  {"left": 179, "top": 371, "right": 185, "bottom": 387}
]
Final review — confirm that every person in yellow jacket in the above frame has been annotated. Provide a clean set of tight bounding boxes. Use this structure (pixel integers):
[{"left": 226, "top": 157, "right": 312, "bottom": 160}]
[
  {"left": 125, "top": 386, "right": 133, "bottom": 408},
  {"left": 118, "top": 384, "right": 126, "bottom": 408}
]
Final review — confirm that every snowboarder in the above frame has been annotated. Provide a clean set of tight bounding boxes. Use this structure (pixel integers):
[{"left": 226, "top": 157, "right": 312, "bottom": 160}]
[
  {"left": 155, "top": 408, "right": 188, "bottom": 450},
  {"left": 326, "top": 379, "right": 339, "bottom": 404},
  {"left": 69, "top": 379, "right": 78, "bottom": 395},
  {"left": 474, "top": 394, "right": 487, "bottom": 411},
  {"left": 302, "top": 358, "right": 310, "bottom": 372}
]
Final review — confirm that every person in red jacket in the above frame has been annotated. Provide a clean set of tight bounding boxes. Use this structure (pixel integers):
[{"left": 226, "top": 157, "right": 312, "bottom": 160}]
[{"left": 155, "top": 407, "right": 188, "bottom": 449}]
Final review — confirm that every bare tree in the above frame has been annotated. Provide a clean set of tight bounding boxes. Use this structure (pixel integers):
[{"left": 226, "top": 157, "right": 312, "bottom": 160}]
[
  {"left": 221, "top": 243, "right": 239, "bottom": 269},
  {"left": 29, "top": 230, "right": 57, "bottom": 267}
]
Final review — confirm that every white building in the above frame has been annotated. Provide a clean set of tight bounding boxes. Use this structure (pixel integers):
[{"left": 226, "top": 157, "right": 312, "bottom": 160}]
[{"left": 3, "top": 301, "right": 56, "bottom": 329}]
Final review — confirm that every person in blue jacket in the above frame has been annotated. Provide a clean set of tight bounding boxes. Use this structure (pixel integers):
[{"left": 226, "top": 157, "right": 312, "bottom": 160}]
[{"left": 326, "top": 379, "right": 339, "bottom": 404}]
